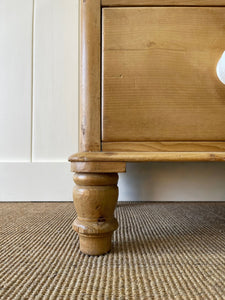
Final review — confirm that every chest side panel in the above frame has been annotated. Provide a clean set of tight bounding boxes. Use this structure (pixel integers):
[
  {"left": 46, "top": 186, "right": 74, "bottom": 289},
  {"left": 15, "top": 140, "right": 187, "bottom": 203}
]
[{"left": 102, "top": 7, "right": 225, "bottom": 142}]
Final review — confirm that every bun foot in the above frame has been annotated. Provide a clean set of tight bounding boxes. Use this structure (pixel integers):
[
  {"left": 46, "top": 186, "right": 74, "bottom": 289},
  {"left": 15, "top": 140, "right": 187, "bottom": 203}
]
[{"left": 72, "top": 173, "right": 119, "bottom": 255}]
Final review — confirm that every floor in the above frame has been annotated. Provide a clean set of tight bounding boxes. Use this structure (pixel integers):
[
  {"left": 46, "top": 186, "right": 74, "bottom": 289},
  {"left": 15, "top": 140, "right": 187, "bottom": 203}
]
[{"left": 1, "top": 202, "right": 225, "bottom": 299}]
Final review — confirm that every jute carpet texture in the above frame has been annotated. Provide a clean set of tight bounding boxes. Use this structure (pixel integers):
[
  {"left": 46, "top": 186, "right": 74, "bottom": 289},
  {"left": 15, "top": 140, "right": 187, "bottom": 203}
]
[{"left": 1, "top": 202, "right": 225, "bottom": 299}]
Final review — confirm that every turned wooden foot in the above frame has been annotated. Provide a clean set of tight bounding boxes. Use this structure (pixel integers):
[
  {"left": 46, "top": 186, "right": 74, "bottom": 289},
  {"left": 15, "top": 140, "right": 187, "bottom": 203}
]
[{"left": 72, "top": 173, "right": 119, "bottom": 255}]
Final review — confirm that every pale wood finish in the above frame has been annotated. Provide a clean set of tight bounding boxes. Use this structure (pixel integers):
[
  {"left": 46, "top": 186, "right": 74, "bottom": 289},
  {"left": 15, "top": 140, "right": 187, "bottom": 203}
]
[
  {"left": 102, "top": 7, "right": 225, "bottom": 142},
  {"left": 70, "top": 2, "right": 225, "bottom": 256},
  {"left": 102, "top": 142, "right": 225, "bottom": 152},
  {"left": 73, "top": 173, "right": 119, "bottom": 255},
  {"left": 72, "top": 0, "right": 104, "bottom": 256},
  {"left": 69, "top": 152, "right": 225, "bottom": 162},
  {"left": 71, "top": 161, "right": 126, "bottom": 172},
  {"left": 79, "top": 0, "right": 101, "bottom": 151},
  {"left": 102, "top": 0, "right": 225, "bottom": 6}
]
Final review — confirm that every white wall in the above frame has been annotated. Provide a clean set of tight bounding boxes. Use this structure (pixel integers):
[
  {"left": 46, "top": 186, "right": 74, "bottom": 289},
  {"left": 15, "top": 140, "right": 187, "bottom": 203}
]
[
  {"left": 1, "top": 1, "right": 225, "bottom": 202},
  {"left": 119, "top": 163, "right": 225, "bottom": 202},
  {"left": 0, "top": 0, "right": 78, "bottom": 201}
]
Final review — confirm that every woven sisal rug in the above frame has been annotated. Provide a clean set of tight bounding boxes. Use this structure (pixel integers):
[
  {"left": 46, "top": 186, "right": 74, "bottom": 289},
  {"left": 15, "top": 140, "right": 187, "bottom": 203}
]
[{"left": 1, "top": 202, "right": 225, "bottom": 299}]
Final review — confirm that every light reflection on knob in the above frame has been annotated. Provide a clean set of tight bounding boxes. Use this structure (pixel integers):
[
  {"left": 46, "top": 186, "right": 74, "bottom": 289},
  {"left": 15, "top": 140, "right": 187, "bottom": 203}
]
[{"left": 217, "top": 51, "right": 225, "bottom": 84}]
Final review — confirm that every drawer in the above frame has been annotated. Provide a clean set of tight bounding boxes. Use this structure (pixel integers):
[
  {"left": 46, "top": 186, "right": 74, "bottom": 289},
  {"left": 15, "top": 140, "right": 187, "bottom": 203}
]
[{"left": 102, "top": 7, "right": 225, "bottom": 144}]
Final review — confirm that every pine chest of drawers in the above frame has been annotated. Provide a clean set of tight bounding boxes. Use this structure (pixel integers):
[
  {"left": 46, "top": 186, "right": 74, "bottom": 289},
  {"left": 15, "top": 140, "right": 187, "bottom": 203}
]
[{"left": 69, "top": 0, "right": 225, "bottom": 255}]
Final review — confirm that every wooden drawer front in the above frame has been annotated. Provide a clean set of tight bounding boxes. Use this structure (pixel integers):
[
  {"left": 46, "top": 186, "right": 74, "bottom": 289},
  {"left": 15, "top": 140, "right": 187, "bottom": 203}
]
[{"left": 102, "top": 7, "right": 225, "bottom": 142}]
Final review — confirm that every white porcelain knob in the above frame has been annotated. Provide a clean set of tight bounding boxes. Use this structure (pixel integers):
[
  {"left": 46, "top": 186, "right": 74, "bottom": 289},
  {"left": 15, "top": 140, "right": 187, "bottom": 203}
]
[{"left": 217, "top": 51, "right": 225, "bottom": 84}]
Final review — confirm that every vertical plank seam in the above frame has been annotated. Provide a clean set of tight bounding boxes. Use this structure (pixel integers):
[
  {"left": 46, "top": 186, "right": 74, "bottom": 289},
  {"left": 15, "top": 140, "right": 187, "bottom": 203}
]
[{"left": 30, "top": 0, "right": 35, "bottom": 162}]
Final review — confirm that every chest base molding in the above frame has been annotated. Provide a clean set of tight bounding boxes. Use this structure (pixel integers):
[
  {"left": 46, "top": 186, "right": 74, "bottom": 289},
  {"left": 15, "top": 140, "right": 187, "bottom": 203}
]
[{"left": 69, "top": 151, "right": 225, "bottom": 163}]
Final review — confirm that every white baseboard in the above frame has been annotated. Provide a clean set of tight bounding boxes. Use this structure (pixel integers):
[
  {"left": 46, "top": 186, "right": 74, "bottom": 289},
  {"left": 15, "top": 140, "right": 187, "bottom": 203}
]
[{"left": 0, "top": 162, "right": 73, "bottom": 201}]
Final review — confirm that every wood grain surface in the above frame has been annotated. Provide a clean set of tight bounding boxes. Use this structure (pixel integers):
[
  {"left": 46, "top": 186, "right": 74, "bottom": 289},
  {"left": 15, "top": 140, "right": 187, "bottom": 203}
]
[
  {"left": 73, "top": 172, "right": 119, "bottom": 255},
  {"left": 102, "top": 0, "right": 225, "bottom": 6},
  {"left": 71, "top": 161, "right": 126, "bottom": 173},
  {"left": 69, "top": 152, "right": 225, "bottom": 162},
  {"left": 102, "top": 7, "right": 225, "bottom": 142},
  {"left": 102, "top": 142, "right": 225, "bottom": 152},
  {"left": 79, "top": 0, "right": 101, "bottom": 151}
]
